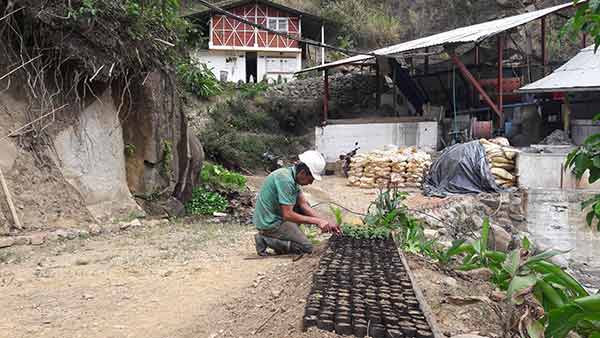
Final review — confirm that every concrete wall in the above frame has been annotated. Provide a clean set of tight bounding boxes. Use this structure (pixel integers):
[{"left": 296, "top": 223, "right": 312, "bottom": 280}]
[
  {"left": 193, "top": 49, "right": 301, "bottom": 83},
  {"left": 315, "top": 121, "right": 438, "bottom": 162},
  {"left": 517, "top": 148, "right": 600, "bottom": 190},
  {"left": 257, "top": 51, "right": 301, "bottom": 84},
  {"left": 193, "top": 49, "right": 247, "bottom": 83}
]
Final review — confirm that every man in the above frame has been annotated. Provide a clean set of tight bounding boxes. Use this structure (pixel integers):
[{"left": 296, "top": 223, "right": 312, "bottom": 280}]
[{"left": 253, "top": 150, "right": 340, "bottom": 256}]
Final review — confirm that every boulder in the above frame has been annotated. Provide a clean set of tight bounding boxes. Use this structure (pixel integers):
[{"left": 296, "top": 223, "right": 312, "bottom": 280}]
[
  {"left": 52, "top": 86, "right": 142, "bottom": 222},
  {"left": 488, "top": 224, "right": 512, "bottom": 252}
]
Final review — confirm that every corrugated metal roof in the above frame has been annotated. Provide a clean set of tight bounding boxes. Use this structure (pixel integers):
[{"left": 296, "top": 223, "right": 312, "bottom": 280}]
[
  {"left": 519, "top": 45, "right": 600, "bottom": 92},
  {"left": 298, "top": 1, "right": 581, "bottom": 73}
]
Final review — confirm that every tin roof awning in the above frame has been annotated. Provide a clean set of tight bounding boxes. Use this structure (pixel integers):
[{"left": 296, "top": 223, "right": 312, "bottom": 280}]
[
  {"left": 297, "top": 1, "right": 582, "bottom": 73},
  {"left": 518, "top": 45, "right": 600, "bottom": 93}
]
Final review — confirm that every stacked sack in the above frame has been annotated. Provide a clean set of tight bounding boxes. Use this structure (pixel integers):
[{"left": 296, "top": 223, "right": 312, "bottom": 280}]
[
  {"left": 480, "top": 138, "right": 519, "bottom": 188},
  {"left": 347, "top": 147, "right": 432, "bottom": 189}
]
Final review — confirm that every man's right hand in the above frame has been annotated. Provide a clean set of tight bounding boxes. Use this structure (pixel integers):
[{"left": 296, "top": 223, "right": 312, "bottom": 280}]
[{"left": 317, "top": 220, "right": 341, "bottom": 234}]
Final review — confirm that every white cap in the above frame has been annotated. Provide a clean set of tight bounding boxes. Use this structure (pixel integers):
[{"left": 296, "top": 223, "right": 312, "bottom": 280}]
[{"left": 298, "top": 150, "right": 326, "bottom": 181}]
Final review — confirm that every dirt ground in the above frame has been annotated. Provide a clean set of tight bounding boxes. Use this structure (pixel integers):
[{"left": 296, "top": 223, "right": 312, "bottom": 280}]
[{"left": 0, "top": 176, "right": 507, "bottom": 338}]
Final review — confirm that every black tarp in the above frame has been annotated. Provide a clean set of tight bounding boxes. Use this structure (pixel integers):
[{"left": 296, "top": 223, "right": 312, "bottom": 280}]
[
  {"left": 389, "top": 59, "right": 428, "bottom": 115},
  {"left": 423, "top": 141, "right": 504, "bottom": 197}
]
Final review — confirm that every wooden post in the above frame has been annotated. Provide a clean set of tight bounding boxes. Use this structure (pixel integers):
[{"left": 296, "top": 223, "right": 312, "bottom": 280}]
[
  {"left": 0, "top": 167, "right": 22, "bottom": 230},
  {"left": 321, "top": 23, "right": 325, "bottom": 78},
  {"left": 323, "top": 68, "right": 329, "bottom": 124},
  {"left": 392, "top": 61, "right": 397, "bottom": 114},
  {"left": 541, "top": 17, "right": 547, "bottom": 75},
  {"left": 375, "top": 60, "right": 381, "bottom": 109},
  {"left": 424, "top": 47, "right": 429, "bottom": 75}
]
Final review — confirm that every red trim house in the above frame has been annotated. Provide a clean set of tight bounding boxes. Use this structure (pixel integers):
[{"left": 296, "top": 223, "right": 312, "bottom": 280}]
[{"left": 186, "top": 0, "right": 328, "bottom": 83}]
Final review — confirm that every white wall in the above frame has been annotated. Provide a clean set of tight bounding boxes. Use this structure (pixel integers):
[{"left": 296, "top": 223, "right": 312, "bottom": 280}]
[
  {"left": 315, "top": 122, "right": 438, "bottom": 162},
  {"left": 257, "top": 51, "right": 301, "bottom": 84},
  {"left": 518, "top": 149, "right": 600, "bottom": 190},
  {"left": 193, "top": 50, "right": 247, "bottom": 83}
]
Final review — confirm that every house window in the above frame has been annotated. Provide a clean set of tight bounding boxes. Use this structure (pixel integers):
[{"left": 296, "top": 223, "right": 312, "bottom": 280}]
[{"left": 266, "top": 17, "right": 288, "bottom": 32}]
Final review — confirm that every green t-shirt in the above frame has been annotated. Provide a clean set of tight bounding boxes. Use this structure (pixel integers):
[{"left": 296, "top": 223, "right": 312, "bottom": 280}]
[{"left": 253, "top": 167, "right": 300, "bottom": 230}]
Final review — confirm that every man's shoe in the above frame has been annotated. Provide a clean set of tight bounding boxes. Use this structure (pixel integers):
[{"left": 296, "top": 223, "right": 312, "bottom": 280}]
[{"left": 255, "top": 234, "right": 268, "bottom": 256}]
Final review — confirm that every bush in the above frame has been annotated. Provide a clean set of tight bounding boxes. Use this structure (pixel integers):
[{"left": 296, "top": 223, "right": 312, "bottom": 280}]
[
  {"left": 201, "top": 163, "right": 247, "bottom": 192},
  {"left": 185, "top": 187, "right": 228, "bottom": 215},
  {"left": 176, "top": 60, "right": 222, "bottom": 98}
]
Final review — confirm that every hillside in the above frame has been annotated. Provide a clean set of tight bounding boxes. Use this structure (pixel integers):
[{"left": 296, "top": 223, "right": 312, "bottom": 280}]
[{"left": 185, "top": 0, "right": 574, "bottom": 59}]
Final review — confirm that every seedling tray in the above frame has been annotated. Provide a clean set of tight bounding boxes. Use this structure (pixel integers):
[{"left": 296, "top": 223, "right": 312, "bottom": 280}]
[{"left": 303, "top": 237, "right": 435, "bottom": 338}]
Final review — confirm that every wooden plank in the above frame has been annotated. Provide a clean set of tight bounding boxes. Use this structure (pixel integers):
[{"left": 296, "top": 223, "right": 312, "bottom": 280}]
[
  {"left": 399, "top": 251, "right": 445, "bottom": 338},
  {"left": 0, "top": 167, "right": 22, "bottom": 230}
]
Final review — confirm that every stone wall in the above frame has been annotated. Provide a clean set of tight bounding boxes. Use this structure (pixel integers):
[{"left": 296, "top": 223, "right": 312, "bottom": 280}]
[{"left": 266, "top": 73, "right": 379, "bottom": 118}]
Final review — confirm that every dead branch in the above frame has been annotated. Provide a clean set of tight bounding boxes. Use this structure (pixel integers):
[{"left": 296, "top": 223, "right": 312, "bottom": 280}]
[
  {"left": 0, "top": 104, "right": 69, "bottom": 141},
  {"left": 0, "top": 7, "right": 24, "bottom": 23},
  {"left": 0, "top": 55, "right": 42, "bottom": 82}
]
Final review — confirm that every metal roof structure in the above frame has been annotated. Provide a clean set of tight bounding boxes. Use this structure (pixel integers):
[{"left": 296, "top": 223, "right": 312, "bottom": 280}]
[
  {"left": 519, "top": 45, "right": 600, "bottom": 92},
  {"left": 297, "top": 1, "right": 582, "bottom": 73}
]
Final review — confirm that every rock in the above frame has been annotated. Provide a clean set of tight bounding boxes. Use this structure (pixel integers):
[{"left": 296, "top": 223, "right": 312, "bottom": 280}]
[
  {"left": 490, "top": 290, "right": 506, "bottom": 302},
  {"left": 161, "top": 270, "right": 173, "bottom": 277},
  {"left": 29, "top": 233, "right": 46, "bottom": 245},
  {"left": 14, "top": 236, "right": 31, "bottom": 245},
  {"left": 88, "top": 224, "right": 103, "bottom": 235},
  {"left": 451, "top": 335, "right": 490, "bottom": 338},
  {"left": 271, "top": 288, "right": 283, "bottom": 298},
  {"left": 82, "top": 294, "right": 94, "bottom": 300},
  {"left": 53, "top": 87, "right": 142, "bottom": 222},
  {"left": 120, "top": 218, "right": 142, "bottom": 230},
  {"left": 488, "top": 224, "right": 511, "bottom": 252},
  {"left": 423, "top": 229, "right": 439, "bottom": 239},
  {"left": 508, "top": 213, "right": 525, "bottom": 222},
  {"left": 75, "top": 258, "right": 90, "bottom": 266},
  {"left": 163, "top": 197, "right": 186, "bottom": 218},
  {"left": 0, "top": 139, "right": 17, "bottom": 172},
  {"left": 0, "top": 237, "right": 15, "bottom": 248},
  {"left": 442, "top": 277, "right": 458, "bottom": 288},
  {"left": 470, "top": 214, "right": 485, "bottom": 229},
  {"left": 479, "top": 197, "right": 500, "bottom": 209},
  {"left": 459, "top": 268, "right": 493, "bottom": 281}
]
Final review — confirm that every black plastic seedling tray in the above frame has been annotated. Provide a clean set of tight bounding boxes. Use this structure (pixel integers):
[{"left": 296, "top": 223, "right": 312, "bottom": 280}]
[{"left": 303, "top": 237, "right": 434, "bottom": 338}]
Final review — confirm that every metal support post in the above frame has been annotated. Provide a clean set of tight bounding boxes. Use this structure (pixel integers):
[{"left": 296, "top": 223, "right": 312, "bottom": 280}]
[
  {"left": 448, "top": 51, "right": 503, "bottom": 122},
  {"left": 497, "top": 34, "right": 504, "bottom": 125}
]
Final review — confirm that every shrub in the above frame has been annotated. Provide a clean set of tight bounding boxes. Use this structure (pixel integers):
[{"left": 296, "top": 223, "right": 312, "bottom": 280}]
[
  {"left": 176, "top": 60, "right": 222, "bottom": 98},
  {"left": 201, "top": 163, "right": 247, "bottom": 192},
  {"left": 185, "top": 187, "right": 228, "bottom": 215}
]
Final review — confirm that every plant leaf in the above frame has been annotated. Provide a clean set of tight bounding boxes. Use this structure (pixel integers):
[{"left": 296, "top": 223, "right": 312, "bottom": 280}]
[
  {"left": 522, "top": 236, "right": 531, "bottom": 251},
  {"left": 526, "top": 320, "right": 544, "bottom": 338},
  {"left": 502, "top": 249, "right": 521, "bottom": 277},
  {"left": 480, "top": 217, "right": 490, "bottom": 253},
  {"left": 525, "top": 249, "right": 568, "bottom": 266},
  {"left": 507, "top": 275, "right": 537, "bottom": 300}
]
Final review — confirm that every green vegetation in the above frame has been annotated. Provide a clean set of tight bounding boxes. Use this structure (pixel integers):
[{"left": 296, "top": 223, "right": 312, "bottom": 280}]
[
  {"left": 201, "top": 162, "right": 247, "bottom": 192},
  {"left": 176, "top": 60, "right": 222, "bottom": 98},
  {"left": 321, "top": 0, "right": 404, "bottom": 49},
  {"left": 563, "top": 0, "right": 600, "bottom": 50},
  {"left": 439, "top": 219, "right": 600, "bottom": 338},
  {"left": 124, "top": 143, "right": 136, "bottom": 157},
  {"left": 68, "top": 0, "right": 99, "bottom": 18},
  {"left": 200, "top": 95, "right": 314, "bottom": 170},
  {"left": 185, "top": 187, "right": 229, "bottom": 215},
  {"left": 338, "top": 187, "right": 432, "bottom": 254},
  {"left": 563, "top": 1, "right": 600, "bottom": 230}
]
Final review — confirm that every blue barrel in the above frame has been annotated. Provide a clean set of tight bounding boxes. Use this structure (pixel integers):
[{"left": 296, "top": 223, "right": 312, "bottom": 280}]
[{"left": 504, "top": 121, "right": 513, "bottom": 137}]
